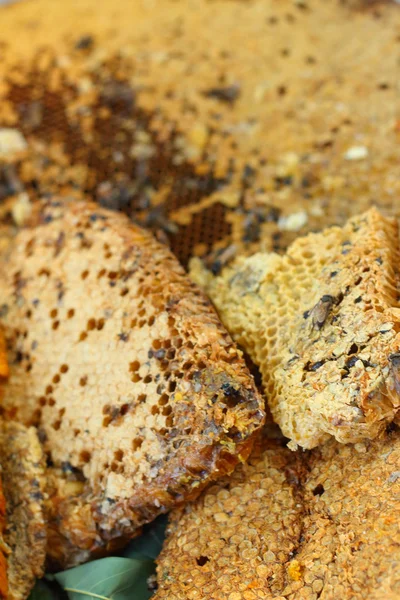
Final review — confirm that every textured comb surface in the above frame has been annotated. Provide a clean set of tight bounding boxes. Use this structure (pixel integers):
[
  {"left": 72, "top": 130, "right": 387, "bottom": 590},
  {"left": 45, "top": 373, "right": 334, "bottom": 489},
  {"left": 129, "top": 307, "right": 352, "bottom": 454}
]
[
  {"left": 0, "top": 420, "right": 47, "bottom": 600},
  {"left": 0, "top": 330, "right": 7, "bottom": 600},
  {"left": 0, "top": 2, "right": 400, "bottom": 267},
  {"left": 191, "top": 209, "right": 400, "bottom": 448},
  {"left": 0, "top": 477, "right": 6, "bottom": 600},
  {"left": 0, "top": 198, "right": 264, "bottom": 567},
  {"left": 155, "top": 428, "right": 400, "bottom": 600}
]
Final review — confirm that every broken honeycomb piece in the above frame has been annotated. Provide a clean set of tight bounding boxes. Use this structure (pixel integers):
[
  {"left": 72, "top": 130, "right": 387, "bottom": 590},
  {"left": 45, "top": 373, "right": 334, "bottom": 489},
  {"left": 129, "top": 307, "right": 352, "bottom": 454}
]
[
  {"left": 0, "top": 421, "right": 47, "bottom": 600},
  {"left": 191, "top": 209, "right": 400, "bottom": 448},
  {"left": 155, "top": 434, "right": 304, "bottom": 600},
  {"left": 0, "top": 197, "right": 264, "bottom": 568},
  {"left": 155, "top": 427, "right": 400, "bottom": 600}
]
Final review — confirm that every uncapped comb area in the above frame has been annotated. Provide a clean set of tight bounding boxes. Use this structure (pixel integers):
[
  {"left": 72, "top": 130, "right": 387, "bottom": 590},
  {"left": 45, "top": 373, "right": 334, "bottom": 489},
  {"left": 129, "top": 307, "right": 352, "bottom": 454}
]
[
  {"left": 191, "top": 209, "right": 400, "bottom": 449},
  {"left": 155, "top": 427, "right": 400, "bottom": 600},
  {"left": 0, "top": 420, "right": 47, "bottom": 600},
  {"left": 0, "top": 198, "right": 264, "bottom": 568}
]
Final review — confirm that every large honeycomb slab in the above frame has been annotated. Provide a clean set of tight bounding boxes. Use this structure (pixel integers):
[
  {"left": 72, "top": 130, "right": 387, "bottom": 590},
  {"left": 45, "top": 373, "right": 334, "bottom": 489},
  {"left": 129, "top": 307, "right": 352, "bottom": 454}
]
[{"left": 0, "top": 198, "right": 264, "bottom": 568}]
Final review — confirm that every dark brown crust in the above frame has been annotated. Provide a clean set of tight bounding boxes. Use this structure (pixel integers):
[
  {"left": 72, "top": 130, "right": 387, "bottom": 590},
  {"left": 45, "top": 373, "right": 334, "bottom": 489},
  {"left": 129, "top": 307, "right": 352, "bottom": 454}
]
[{"left": 0, "top": 198, "right": 264, "bottom": 568}]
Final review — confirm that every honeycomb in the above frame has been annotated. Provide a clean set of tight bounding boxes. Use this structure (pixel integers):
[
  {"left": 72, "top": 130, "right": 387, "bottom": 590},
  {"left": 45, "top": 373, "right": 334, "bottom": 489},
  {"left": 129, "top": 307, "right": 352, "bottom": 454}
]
[
  {"left": 191, "top": 209, "right": 400, "bottom": 449},
  {"left": 155, "top": 434, "right": 304, "bottom": 600},
  {"left": 0, "top": 470, "right": 6, "bottom": 600},
  {"left": 0, "top": 420, "right": 47, "bottom": 600},
  {"left": 155, "top": 426, "right": 400, "bottom": 600},
  {"left": 0, "top": 1, "right": 400, "bottom": 268},
  {"left": 0, "top": 0, "right": 399, "bottom": 588},
  {"left": 0, "top": 198, "right": 264, "bottom": 568},
  {"left": 0, "top": 330, "right": 8, "bottom": 600}
]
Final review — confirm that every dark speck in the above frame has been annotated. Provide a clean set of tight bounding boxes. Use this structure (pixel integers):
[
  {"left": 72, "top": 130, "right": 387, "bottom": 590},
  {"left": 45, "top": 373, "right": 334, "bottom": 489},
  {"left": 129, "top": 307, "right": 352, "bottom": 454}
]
[
  {"left": 75, "top": 35, "right": 94, "bottom": 50},
  {"left": 310, "top": 360, "right": 324, "bottom": 371},
  {"left": 362, "top": 359, "right": 373, "bottom": 368},
  {"left": 89, "top": 213, "right": 107, "bottom": 222},
  {"left": 14, "top": 351, "right": 23, "bottom": 364},
  {"left": 277, "top": 85, "right": 287, "bottom": 96},
  {"left": 301, "top": 174, "right": 314, "bottom": 188},
  {"left": 376, "top": 257, "right": 383, "bottom": 265},
  {"left": 346, "top": 356, "right": 359, "bottom": 369},
  {"left": 267, "top": 207, "right": 281, "bottom": 222},
  {"left": 330, "top": 271, "right": 338, "bottom": 278},
  {"left": 312, "top": 484, "right": 324, "bottom": 496},
  {"left": 286, "top": 354, "right": 299, "bottom": 366},
  {"left": 211, "top": 261, "right": 222, "bottom": 276},
  {"left": 118, "top": 332, "right": 129, "bottom": 342},
  {"left": 296, "top": 1, "right": 309, "bottom": 10},
  {"left": 30, "top": 491, "right": 44, "bottom": 501},
  {"left": 242, "top": 164, "right": 256, "bottom": 185},
  {"left": 61, "top": 461, "right": 74, "bottom": 473},
  {"left": 303, "top": 310, "right": 310, "bottom": 319},
  {"left": 196, "top": 556, "right": 210, "bottom": 567},
  {"left": 221, "top": 382, "right": 240, "bottom": 397},
  {"left": 101, "top": 80, "right": 135, "bottom": 115},
  {"left": 38, "top": 428, "right": 47, "bottom": 444},
  {"left": 204, "top": 83, "right": 241, "bottom": 105},
  {"left": 242, "top": 213, "right": 261, "bottom": 243},
  {"left": 274, "top": 175, "right": 293, "bottom": 188},
  {"left": 354, "top": 296, "right": 362, "bottom": 304}
]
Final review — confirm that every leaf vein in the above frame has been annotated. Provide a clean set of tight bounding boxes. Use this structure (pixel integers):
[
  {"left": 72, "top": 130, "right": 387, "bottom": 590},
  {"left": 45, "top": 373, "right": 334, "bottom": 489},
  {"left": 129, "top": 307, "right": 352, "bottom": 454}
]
[{"left": 64, "top": 588, "right": 111, "bottom": 600}]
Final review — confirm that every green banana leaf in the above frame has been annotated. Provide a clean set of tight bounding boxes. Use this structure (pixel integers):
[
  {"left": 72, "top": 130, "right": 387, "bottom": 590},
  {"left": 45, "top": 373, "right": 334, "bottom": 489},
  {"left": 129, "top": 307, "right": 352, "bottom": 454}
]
[{"left": 29, "top": 516, "right": 167, "bottom": 600}]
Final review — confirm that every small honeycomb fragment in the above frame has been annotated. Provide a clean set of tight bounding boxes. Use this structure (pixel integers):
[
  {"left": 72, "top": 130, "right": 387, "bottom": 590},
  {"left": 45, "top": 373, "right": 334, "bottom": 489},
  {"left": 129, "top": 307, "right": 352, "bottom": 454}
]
[{"left": 191, "top": 209, "right": 400, "bottom": 448}]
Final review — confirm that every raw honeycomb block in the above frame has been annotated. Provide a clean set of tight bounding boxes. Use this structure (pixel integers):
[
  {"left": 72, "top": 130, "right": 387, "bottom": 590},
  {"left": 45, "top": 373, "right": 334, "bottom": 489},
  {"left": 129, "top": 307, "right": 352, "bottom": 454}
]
[
  {"left": 0, "top": 197, "right": 264, "bottom": 568},
  {"left": 191, "top": 209, "right": 400, "bottom": 448},
  {"left": 155, "top": 427, "right": 400, "bottom": 600}
]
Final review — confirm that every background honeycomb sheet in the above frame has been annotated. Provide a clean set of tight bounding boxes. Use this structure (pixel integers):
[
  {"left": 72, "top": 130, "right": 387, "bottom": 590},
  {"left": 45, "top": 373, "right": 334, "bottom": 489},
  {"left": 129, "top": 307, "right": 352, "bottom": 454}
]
[{"left": 0, "top": 0, "right": 399, "bottom": 268}]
